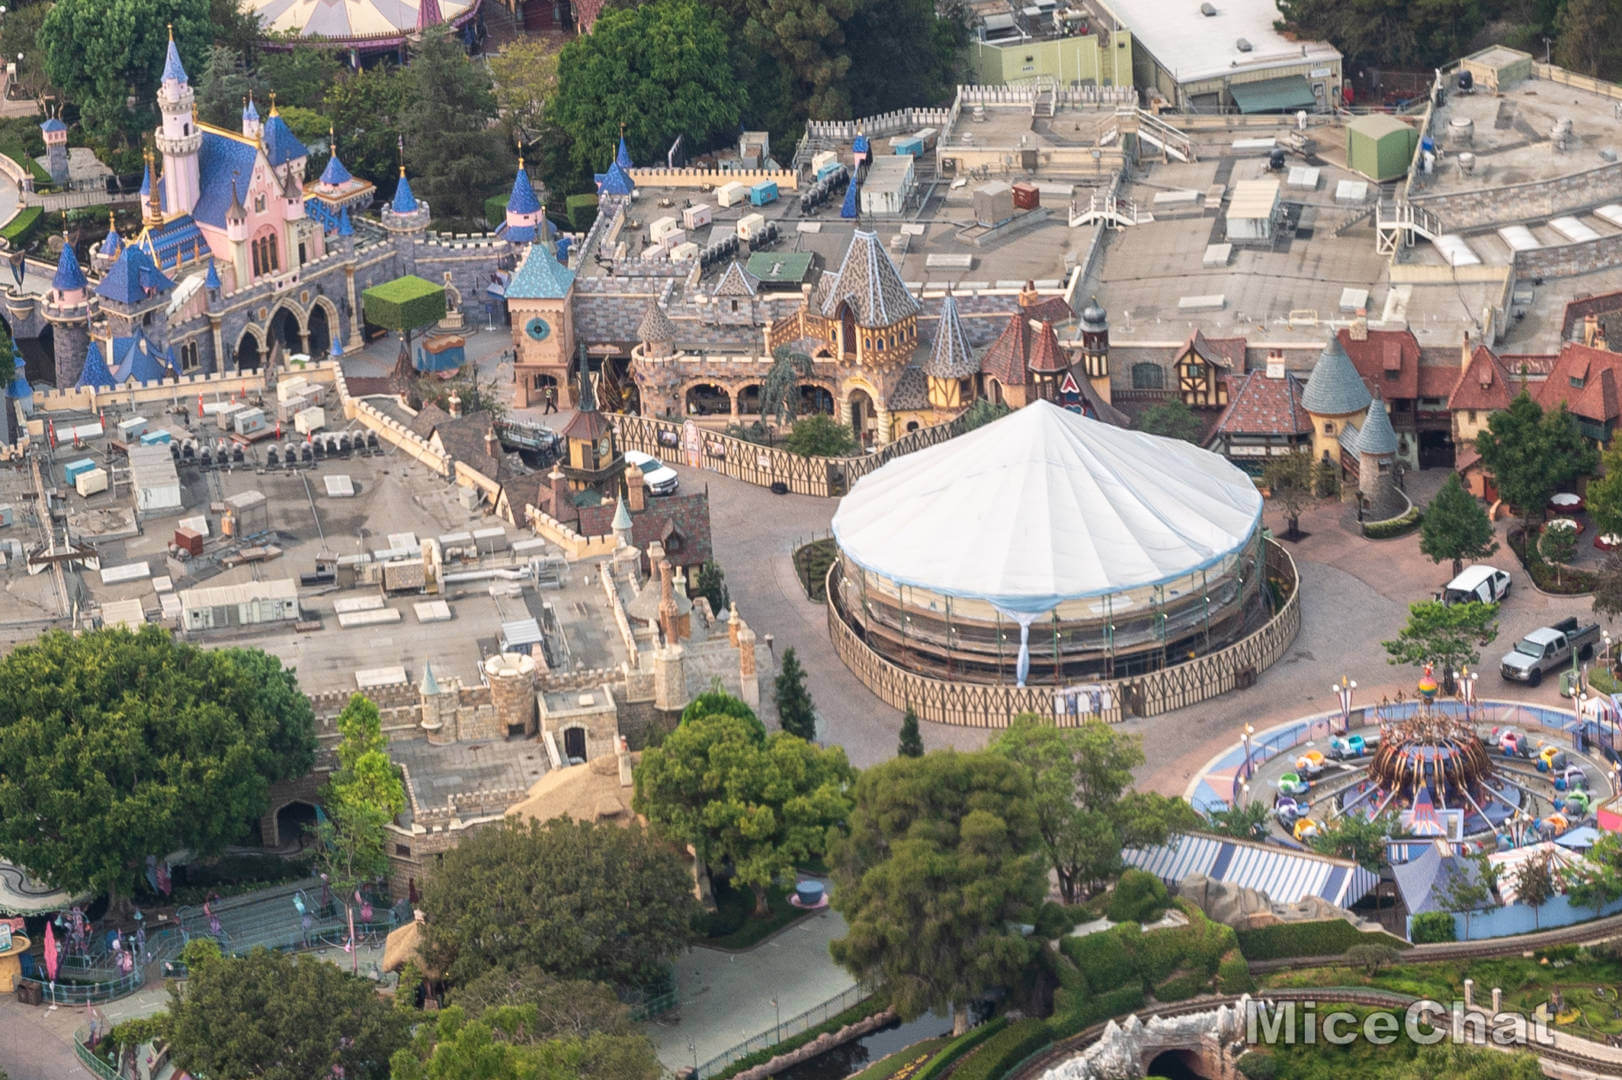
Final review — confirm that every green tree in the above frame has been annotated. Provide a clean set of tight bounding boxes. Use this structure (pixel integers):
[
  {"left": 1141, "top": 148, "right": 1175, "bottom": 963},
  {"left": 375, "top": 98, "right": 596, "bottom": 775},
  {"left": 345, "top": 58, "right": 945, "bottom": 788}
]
[
  {"left": 0, "top": 2, "right": 56, "bottom": 101},
  {"left": 678, "top": 684, "right": 762, "bottom": 733},
  {"left": 449, "top": 967, "right": 638, "bottom": 1038},
  {"left": 960, "top": 398, "right": 1012, "bottom": 431},
  {"left": 784, "top": 414, "right": 859, "bottom": 457},
  {"left": 1589, "top": 436, "right": 1622, "bottom": 540},
  {"left": 1566, "top": 831, "right": 1622, "bottom": 916},
  {"left": 257, "top": 39, "right": 341, "bottom": 112},
  {"left": 1262, "top": 450, "right": 1315, "bottom": 539},
  {"left": 1307, "top": 812, "right": 1395, "bottom": 871},
  {"left": 167, "top": 947, "right": 411, "bottom": 1080},
  {"left": 773, "top": 647, "right": 817, "bottom": 741},
  {"left": 1381, "top": 600, "right": 1500, "bottom": 691},
  {"left": 760, "top": 346, "right": 815, "bottom": 427},
  {"left": 41, "top": 0, "right": 212, "bottom": 146},
  {"left": 1472, "top": 392, "right": 1597, "bottom": 530},
  {"left": 209, "top": 0, "right": 266, "bottom": 65},
  {"left": 1593, "top": 551, "right": 1622, "bottom": 626},
  {"left": 397, "top": 26, "right": 509, "bottom": 223},
  {"left": 0, "top": 626, "right": 316, "bottom": 903},
  {"left": 323, "top": 65, "right": 407, "bottom": 195},
  {"left": 1540, "top": 522, "right": 1579, "bottom": 587},
  {"left": 195, "top": 45, "right": 254, "bottom": 128},
  {"left": 1433, "top": 853, "right": 1495, "bottom": 938},
  {"left": 635, "top": 712, "right": 853, "bottom": 916},
  {"left": 1344, "top": 943, "right": 1401, "bottom": 977},
  {"left": 313, "top": 694, "right": 405, "bottom": 902},
  {"left": 989, "top": 717, "right": 1198, "bottom": 903},
  {"left": 390, "top": 1003, "right": 661, "bottom": 1080},
  {"left": 1511, "top": 851, "right": 1558, "bottom": 928},
  {"left": 829, "top": 751, "right": 1045, "bottom": 1034},
  {"left": 551, "top": 0, "right": 744, "bottom": 188},
  {"left": 1205, "top": 800, "right": 1270, "bottom": 840},
  {"left": 1314, "top": 455, "right": 1340, "bottom": 499},
  {"left": 1136, "top": 398, "right": 1204, "bottom": 444},
  {"left": 897, "top": 707, "right": 924, "bottom": 758},
  {"left": 421, "top": 818, "right": 694, "bottom": 987},
  {"left": 489, "top": 35, "right": 562, "bottom": 141},
  {"left": 692, "top": 560, "right": 729, "bottom": 619},
  {"left": 1555, "top": 0, "right": 1622, "bottom": 80},
  {"left": 1419, "top": 473, "right": 1498, "bottom": 578},
  {"left": 1272, "top": 0, "right": 1485, "bottom": 69}
]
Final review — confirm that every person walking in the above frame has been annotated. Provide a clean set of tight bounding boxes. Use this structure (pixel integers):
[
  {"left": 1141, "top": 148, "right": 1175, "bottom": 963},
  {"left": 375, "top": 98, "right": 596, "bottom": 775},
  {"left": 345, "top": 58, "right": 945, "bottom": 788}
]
[{"left": 543, "top": 384, "right": 557, "bottom": 414}]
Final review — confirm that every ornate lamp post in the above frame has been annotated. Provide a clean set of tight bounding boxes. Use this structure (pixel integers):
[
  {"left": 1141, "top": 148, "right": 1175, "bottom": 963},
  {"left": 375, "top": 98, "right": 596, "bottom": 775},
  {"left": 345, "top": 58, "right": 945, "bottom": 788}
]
[
  {"left": 1242, "top": 723, "right": 1255, "bottom": 780},
  {"left": 1333, "top": 677, "right": 1356, "bottom": 736},
  {"left": 1455, "top": 667, "right": 1478, "bottom": 722}
]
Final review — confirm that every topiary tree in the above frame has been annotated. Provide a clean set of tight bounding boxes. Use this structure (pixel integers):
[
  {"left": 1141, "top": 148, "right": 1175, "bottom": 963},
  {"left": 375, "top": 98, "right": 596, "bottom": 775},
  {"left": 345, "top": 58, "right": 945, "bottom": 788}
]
[
  {"left": 773, "top": 647, "right": 817, "bottom": 741},
  {"left": 1106, "top": 868, "right": 1170, "bottom": 923},
  {"left": 897, "top": 707, "right": 924, "bottom": 758}
]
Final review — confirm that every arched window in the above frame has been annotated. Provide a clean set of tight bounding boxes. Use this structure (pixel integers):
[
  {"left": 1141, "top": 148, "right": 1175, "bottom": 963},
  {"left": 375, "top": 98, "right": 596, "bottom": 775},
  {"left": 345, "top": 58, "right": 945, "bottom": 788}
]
[
  {"left": 1131, "top": 362, "right": 1165, "bottom": 390},
  {"left": 250, "top": 230, "right": 280, "bottom": 278}
]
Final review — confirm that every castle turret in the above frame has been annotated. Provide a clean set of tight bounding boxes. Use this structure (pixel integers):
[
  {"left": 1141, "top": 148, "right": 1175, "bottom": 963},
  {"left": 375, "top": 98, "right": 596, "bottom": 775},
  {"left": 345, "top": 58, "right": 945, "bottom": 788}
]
[
  {"left": 634, "top": 300, "right": 676, "bottom": 361},
  {"left": 502, "top": 149, "right": 547, "bottom": 244},
  {"left": 41, "top": 231, "right": 90, "bottom": 387},
  {"left": 241, "top": 94, "right": 261, "bottom": 141},
  {"left": 154, "top": 28, "right": 202, "bottom": 216},
  {"left": 140, "top": 151, "right": 163, "bottom": 227},
  {"left": 382, "top": 162, "right": 429, "bottom": 274},
  {"left": 40, "top": 117, "right": 68, "bottom": 187},
  {"left": 923, "top": 290, "right": 976, "bottom": 409},
  {"left": 1356, "top": 396, "right": 1403, "bottom": 520},
  {"left": 1079, "top": 298, "right": 1110, "bottom": 401},
  {"left": 1300, "top": 334, "right": 1373, "bottom": 468}
]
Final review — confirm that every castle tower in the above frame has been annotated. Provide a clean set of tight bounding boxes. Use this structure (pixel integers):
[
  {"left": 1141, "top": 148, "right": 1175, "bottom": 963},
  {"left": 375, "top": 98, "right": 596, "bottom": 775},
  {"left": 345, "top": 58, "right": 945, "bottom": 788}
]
[
  {"left": 634, "top": 300, "right": 677, "bottom": 360},
  {"left": 381, "top": 165, "right": 430, "bottom": 275},
  {"left": 506, "top": 240, "right": 577, "bottom": 408},
  {"left": 242, "top": 94, "right": 262, "bottom": 141},
  {"left": 42, "top": 232, "right": 90, "bottom": 387},
  {"left": 503, "top": 149, "right": 547, "bottom": 244},
  {"left": 923, "top": 290, "right": 976, "bottom": 409},
  {"left": 140, "top": 152, "right": 162, "bottom": 227},
  {"left": 154, "top": 28, "right": 202, "bottom": 216},
  {"left": 40, "top": 117, "right": 69, "bottom": 187},
  {"left": 1079, "top": 298, "right": 1110, "bottom": 402},
  {"left": 1025, "top": 319, "right": 1070, "bottom": 403},
  {"left": 816, "top": 229, "right": 922, "bottom": 366},
  {"left": 1300, "top": 334, "right": 1373, "bottom": 468},
  {"left": 418, "top": 660, "right": 458, "bottom": 745},
  {"left": 1356, "top": 396, "right": 1403, "bottom": 520},
  {"left": 483, "top": 652, "right": 538, "bottom": 736}
]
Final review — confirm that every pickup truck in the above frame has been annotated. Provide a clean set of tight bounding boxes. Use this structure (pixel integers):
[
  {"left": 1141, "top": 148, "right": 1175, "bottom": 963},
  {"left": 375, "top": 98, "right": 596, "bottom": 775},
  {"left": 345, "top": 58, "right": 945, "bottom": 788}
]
[{"left": 1499, "top": 617, "right": 1602, "bottom": 685}]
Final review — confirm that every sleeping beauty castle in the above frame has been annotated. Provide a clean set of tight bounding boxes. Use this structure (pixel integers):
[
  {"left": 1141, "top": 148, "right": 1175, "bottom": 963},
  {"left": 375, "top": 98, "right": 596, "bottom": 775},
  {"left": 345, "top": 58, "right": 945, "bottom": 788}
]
[{"left": 7, "top": 31, "right": 531, "bottom": 389}]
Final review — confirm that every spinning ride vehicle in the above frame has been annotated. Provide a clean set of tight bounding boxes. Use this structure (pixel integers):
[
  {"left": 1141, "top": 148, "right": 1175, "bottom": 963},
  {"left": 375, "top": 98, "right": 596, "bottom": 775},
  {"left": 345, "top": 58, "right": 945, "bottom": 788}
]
[{"left": 1278, "top": 772, "right": 1310, "bottom": 796}]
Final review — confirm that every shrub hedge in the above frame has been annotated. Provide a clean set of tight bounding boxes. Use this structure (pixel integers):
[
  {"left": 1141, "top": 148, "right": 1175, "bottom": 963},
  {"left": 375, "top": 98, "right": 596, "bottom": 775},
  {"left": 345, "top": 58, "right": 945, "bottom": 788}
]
[
  {"left": 1408, "top": 911, "right": 1457, "bottom": 944},
  {"left": 1235, "top": 920, "right": 1410, "bottom": 960},
  {"left": 949, "top": 1019, "right": 1050, "bottom": 1080},
  {"left": 0, "top": 206, "right": 42, "bottom": 247},
  {"left": 1362, "top": 506, "right": 1421, "bottom": 540},
  {"left": 1216, "top": 951, "right": 1254, "bottom": 994},
  {"left": 911, "top": 1017, "right": 1008, "bottom": 1080},
  {"left": 1106, "top": 869, "right": 1169, "bottom": 924},
  {"left": 565, "top": 193, "right": 599, "bottom": 231}
]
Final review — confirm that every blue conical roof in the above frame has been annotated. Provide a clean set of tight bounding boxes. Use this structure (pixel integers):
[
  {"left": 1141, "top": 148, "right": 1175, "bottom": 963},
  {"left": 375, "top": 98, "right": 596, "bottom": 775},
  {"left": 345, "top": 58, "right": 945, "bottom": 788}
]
[
  {"left": 139, "top": 163, "right": 153, "bottom": 198},
  {"left": 392, "top": 171, "right": 418, "bottom": 213},
  {"left": 615, "top": 136, "right": 633, "bottom": 170},
  {"left": 75, "top": 341, "right": 113, "bottom": 389},
  {"left": 243, "top": 96, "right": 259, "bottom": 123},
  {"left": 507, "top": 164, "right": 541, "bottom": 216},
  {"left": 162, "top": 37, "right": 188, "bottom": 84},
  {"left": 337, "top": 207, "right": 353, "bottom": 236},
  {"left": 53, "top": 239, "right": 86, "bottom": 291},
  {"left": 840, "top": 179, "right": 859, "bottom": 219},
  {"left": 319, "top": 150, "right": 353, "bottom": 187},
  {"left": 596, "top": 160, "right": 635, "bottom": 196},
  {"left": 204, "top": 257, "right": 221, "bottom": 290},
  {"left": 100, "top": 226, "right": 123, "bottom": 257},
  {"left": 1301, "top": 336, "right": 1372, "bottom": 416},
  {"left": 1356, "top": 396, "right": 1399, "bottom": 455}
]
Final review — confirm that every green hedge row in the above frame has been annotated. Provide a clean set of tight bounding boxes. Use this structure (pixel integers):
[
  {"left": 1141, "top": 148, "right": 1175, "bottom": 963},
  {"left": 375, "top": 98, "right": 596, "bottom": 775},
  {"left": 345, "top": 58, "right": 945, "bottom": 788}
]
[
  {"left": 1216, "top": 951, "right": 1254, "bottom": 994},
  {"left": 709, "top": 994, "right": 890, "bottom": 1080},
  {"left": 1235, "top": 920, "right": 1410, "bottom": 960},
  {"left": 0, "top": 206, "right": 42, "bottom": 247},
  {"left": 949, "top": 1019, "right": 1050, "bottom": 1080},
  {"left": 1362, "top": 506, "right": 1421, "bottom": 540},
  {"left": 1408, "top": 911, "right": 1456, "bottom": 944},
  {"left": 912, "top": 1017, "right": 1008, "bottom": 1080},
  {"left": 1058, "top": 900, "right": 1237, "bottom": 999}
]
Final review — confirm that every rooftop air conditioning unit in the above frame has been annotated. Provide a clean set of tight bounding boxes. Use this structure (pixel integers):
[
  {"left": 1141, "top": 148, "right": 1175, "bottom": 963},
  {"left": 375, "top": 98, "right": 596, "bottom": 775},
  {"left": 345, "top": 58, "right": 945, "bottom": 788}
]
[{"left": 1236, "top": 37, "right": 1252, "bottom": 51}]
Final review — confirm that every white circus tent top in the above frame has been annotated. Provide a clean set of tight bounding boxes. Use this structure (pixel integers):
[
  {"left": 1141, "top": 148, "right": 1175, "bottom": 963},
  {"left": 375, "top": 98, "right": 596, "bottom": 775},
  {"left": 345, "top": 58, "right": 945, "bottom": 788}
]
[
  {"left": 249, "top": 0, "right": 475, "bottom": 43},
  {"left": 831, "top": 401, "right": 1264, "bottom": 615}
]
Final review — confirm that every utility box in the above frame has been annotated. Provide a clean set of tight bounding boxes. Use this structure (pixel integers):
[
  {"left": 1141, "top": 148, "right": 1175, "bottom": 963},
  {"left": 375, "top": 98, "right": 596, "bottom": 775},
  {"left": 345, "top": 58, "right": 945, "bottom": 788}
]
[
  {"left": 294, "top": 406, "right": 325, "bottom": 435},
  {"left": 973, "top": 182, "right": 1015, "bottom": 227},
  {"left": 811, "top": 150, "right": 839, "bottom": 175},
  {"left": 216, "top": 403, "right": 246, "bottom": 431},
  {"left": 173, "top": 527, "right": 204, "bottom": 556},
  {"left": 63, "top": 458, "right": 97, "bottom": 484},
  {"left": 139, "top": 429, "right": 172, "bottom": 446},
  {"left": 117, "top": 416, "right": 150, "bottom": 442},
  {"left": 1346, "top": 114, "right": 1419, "bottom": 183},
  {"left": 75, "top": 467, "right": 108, "bottom": 497},
  {"left": 717, "top": 181, "right": 750, "bottom": 207},
  {"left": 649, "top": 216, "right": 682, "bottom": 244},
  {"left": 682, "top": 203, "right": 713, "bottom": 230},
  {"left": 233, "top": 407, "right": 269, "bottom": 438},
  {"left": 1012, "top": 182, "right": 1040, "bottom": 210},
  {"left": 669, "top": 241, "right": 700, "bottom": 262},
  {"left": 748, "top": 181, "right": 778, "bottom": 206},
  {"left": 892, "top": 136, "right": 925, "bottom": 157},
  {"left": 737, "top": 212, "right": 768, "bottom": 242},
  {"left": 276, "top": 377, "right": 309, "bottom": 405},
  {"left": 816, "top": 160, "right": 845, "bottom": 182}
]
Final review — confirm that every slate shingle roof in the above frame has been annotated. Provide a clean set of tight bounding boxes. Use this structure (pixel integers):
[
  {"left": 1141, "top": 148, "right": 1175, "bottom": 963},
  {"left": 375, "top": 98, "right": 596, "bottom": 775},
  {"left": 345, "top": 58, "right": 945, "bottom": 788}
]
[
  {"left": 1356, "top": 396, "right": 1399, "bottom": 455},
  {"left": 1301, "top": 336, "right": 1373, "bottom": 416},
  {"left": 922, "top": 292, "right": 977, "bottom": 379},
  {"left": 817, "top": 229, "right": 920, "bottom": 328},
  {"left": 1214, "top": 371, "right": 1311, "bottom": 437}
]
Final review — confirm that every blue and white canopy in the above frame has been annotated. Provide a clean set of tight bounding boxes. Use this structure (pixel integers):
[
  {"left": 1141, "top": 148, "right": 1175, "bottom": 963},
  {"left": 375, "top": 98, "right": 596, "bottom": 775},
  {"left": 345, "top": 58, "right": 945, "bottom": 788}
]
[{"left": 1125, "top": 832, "right": 1380, "bottom": 908}]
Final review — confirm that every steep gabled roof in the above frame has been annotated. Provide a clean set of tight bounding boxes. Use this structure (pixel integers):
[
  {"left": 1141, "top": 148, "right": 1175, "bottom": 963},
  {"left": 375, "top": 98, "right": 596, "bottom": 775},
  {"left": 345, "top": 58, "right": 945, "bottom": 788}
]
[
  {"left": 96, "top": 244, "right": 175, "bottom": 305},
  {"left": 194, "top": 128, "right": 261, "bottom": 228},
  {"left": 922, "top": 292, "right": 977, "bottom": 379},
  {"left": 506, "top": 240, "right": 576, "bottom": 300},
  {"left": 714, "top": 261, "right": 759, "bottom": 298},
  {"left": 1448, "top": 345, "right": 1515, "bottom": 412},
  {"left": 260, "top": 112, "right": 308, "bottom": 167},
  {"left": 1026, "top": 320, "right": 1070, "bottom": 374},
  {"left": 1338, "top": 327, "right": 1421, "bottom": 400},
  {"left": 818, "top": 229, "right": 921, "bottom": 328},
  {"left": 979, "top": 310, "right": 1030, "bottom": 387},
  {"left": 1536, "top": 342, "right": 1622, "bottom": 425},
  {"left": 1301, "top": 336, "right": 1373, "bottom": 416},
  {"left": 75, "top": 341, "right": 114, "bottom": 389},
  {"left": 1214, "top": 371, "right": 1312, "bottom": 437}
]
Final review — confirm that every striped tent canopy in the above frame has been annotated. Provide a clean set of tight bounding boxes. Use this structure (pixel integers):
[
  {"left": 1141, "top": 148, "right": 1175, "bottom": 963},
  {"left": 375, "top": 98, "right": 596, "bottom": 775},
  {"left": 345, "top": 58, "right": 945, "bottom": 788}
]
[
  {"left": 1124, "top": 832, "right": 1379, "bottom": 909},
  {"left": 249, "top": 0, "right": 476, "bottom": 43}
]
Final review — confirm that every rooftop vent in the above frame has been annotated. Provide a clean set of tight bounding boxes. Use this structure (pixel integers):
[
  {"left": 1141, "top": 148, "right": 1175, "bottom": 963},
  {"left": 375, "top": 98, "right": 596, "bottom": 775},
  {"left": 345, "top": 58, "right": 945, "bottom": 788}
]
[
  {"left": 1235, "top": 37, "right": 1252, "bottom": 52},
  {"left": 1200, "top": 2, "right": 1216, "bottom": 13}
]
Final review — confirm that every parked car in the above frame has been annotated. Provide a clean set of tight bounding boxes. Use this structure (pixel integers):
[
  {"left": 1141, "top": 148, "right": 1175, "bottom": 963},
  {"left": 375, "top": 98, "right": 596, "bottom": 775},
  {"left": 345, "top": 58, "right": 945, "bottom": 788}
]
[
  {"left": 1499, "top": 616, "right": 1601, "bottom": 686},
  {"left": 625, "top": 450, "right": 679, "bottom": 496},
  {"left": 1441, "top": 565, "right": 1512, "bottom": 605}
]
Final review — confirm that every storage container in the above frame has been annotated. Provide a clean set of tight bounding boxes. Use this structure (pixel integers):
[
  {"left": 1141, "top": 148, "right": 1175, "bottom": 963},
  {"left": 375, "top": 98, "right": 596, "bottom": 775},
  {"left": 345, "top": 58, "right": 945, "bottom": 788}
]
[
  {"left": 737, "top": 212, "right": 767, "bottom": 242},
  {"left": 293, "top": 406, "right": 325, "bottom": 435},
  {"left": 74, "top": 467, "right": 108, "bottom": 497},
  {"left": 682, "top": 203, "right": 713, "bottom": 230},
  {"left": 63, "top": 458, "right": 97, "bottom": 483},
  {"left": 716, "top": 181, "right": 750, "bottom": 207},
  {"left": 748, "top": 181, "right": 779, "bottom": 206}
]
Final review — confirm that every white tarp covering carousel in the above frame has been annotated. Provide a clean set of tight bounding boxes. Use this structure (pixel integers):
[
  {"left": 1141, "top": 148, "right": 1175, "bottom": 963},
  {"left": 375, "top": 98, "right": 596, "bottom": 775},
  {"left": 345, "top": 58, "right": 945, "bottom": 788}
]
[
  {"left": 249, "top": 0, "right": 474, "bottom": 41},
  {"left": 828, "top": 401, "right": 1267, "bottom": 686}
]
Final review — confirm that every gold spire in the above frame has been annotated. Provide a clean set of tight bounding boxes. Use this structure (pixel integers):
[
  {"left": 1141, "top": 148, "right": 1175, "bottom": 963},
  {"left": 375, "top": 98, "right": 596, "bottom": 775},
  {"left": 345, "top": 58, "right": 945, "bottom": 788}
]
[
  {"left": 268, "top": 90, "right": 278, "bottom": 117},
  {"left": 167, "top": 22, "right": 174, "bottom": 40},
  {"left": 517, "top": 137, "right": 525, "bottom": 172}
]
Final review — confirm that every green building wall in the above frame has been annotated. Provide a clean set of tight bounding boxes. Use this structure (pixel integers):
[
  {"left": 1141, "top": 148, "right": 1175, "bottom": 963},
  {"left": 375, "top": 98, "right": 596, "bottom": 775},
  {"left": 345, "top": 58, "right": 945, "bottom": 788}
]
[{"left": 968, "top": 31, "right": 1133, "bottom": 88}]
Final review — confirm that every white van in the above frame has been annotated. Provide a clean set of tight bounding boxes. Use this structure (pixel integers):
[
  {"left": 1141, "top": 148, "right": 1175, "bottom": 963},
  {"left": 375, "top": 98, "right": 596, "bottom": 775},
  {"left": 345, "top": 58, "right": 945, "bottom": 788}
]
[{"left": 1442, "top": 565, "right": 1511, "bottom": 605}]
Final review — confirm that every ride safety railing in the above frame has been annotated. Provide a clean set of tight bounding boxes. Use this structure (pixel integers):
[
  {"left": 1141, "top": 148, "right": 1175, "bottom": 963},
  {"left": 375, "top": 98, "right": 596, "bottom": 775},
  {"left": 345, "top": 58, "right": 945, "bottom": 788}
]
[{"left": 693, "top": 984, "right": 874, "bottom": 1079}]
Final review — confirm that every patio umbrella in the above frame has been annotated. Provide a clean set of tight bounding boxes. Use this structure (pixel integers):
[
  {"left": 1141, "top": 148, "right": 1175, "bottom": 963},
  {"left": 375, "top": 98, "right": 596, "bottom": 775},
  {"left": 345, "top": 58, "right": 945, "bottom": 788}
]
[{"left": 44, "top": 920, "right": 58, "bottom": 981}]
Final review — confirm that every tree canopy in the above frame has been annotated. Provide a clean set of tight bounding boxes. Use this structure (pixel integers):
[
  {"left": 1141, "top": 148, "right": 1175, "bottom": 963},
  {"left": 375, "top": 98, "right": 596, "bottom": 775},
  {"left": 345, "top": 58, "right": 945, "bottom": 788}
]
[
  {"left": 1307, "top": 812, "right": 1395, "bottom": 871},
  {"left": 1587, "top": 436, "right": 1622, "bottom": 540},
  {"left": 0, "top": 626, "right": 316, "bottom": 900},
  {"left": 1555, "top": 0, "right": 1622, "bottom": 81},
  {"left": 678, "top": 685, "right": 761, "bottom": 733},
  {"left": 550, "top": 0, "right": 744, "bottom": 190},
  {"left": 1272, "top": 0, "right": 1485, "bottom": 70},
  {"left": 1381, "top": 600, "right": 1499, "bottom": 688},
  {"left": 489, "top": 35, "right": 562, "bottom": 143},
  {"left": 989, "top": 717, "right": 1198, "bottom": 903},
  {"left": 1262, "top": 451, "right": 1315, "bottom": 539},
  {"left": 1418, "top": 473, "right": 1497, "bottom": 578},
  {"left": 828, "top": 751, "right": 1045, "bottom": 1033},
  {"left": 421, "top": 818, "right": 694, "bottom": 987},
  {"left": 449, "top": 967, "right": 639, "bottom": 1040},
  {"left": 1136, "top": 399, "right": 1205, "bottom": 444},
  {"left": 41, "top": 0, "right": 212, "bottom": 145},
  {"left": 314, "top": 694, "right": 405, "bottom": 898},
  {"left": 635, "top": 712, "right": 853, "bottom": 914},
  {"left": 785, "top": 415, "right": 860, "bottom": 457},
  {"left": 897, "top": 708, "right": 924, "bottom": 759},
  {"left": 167, "top": 946, "right": 411, "bottom": 1080},
  {"left": 773, "top": 647, "right": 817, "bottom": 741},
  {"left": 397, "top": 26, "right": 510, "bottom": 224},
  {"left": 390, "top": 1003, "right": 660, "bottom": 1080},
  {"left": 1472, "top": 392, "right": 1597, "bottom": 527}
]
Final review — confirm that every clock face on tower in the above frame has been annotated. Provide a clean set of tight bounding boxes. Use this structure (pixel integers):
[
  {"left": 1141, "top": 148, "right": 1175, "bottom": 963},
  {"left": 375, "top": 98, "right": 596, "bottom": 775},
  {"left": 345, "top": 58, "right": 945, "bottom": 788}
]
[{"left": 525, "top": 316, "right": 551, "bottom": 342}]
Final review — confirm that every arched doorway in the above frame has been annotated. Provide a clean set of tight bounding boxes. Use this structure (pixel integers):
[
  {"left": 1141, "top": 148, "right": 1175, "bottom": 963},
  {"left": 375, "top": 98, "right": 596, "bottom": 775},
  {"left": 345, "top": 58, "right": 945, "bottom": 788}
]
[
  {"left": 848, "top": 388, "right": 876, "bottom": 447},
  {"left": 235, "top": 331, "right": 263, "bottom": 371},
  {"left": 274, "top": 801, "right": 319, "bottom": 850},
  {"left": 563, "top": 726, "right": 587, "bottom": 763},
  {"left": 738, "top": 384, "right": 763, "bottom": 415},
  {"left": 685, "top": 383, "right": 730, "bottom": 416},
  {"left": 268, "top": 306, "right": 302, "bottom": 358},
  {"left": 1145, "top": 1049, "right": 1213, "bottom": 1080},
  {"left": 986, "top": 378, "right": 1004, "bottom": 406},
  {"left": 307, "top": 303, "right": 332, "bottom": 356},
  {"left": 21, "top": 322, "right": 52, "bottom": 386},
  {"left": 800, "top": 385, "right": 833, "bottom": 414},
  {"left": 838, "top": 301, "right": 857, "bottom": 357}
]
